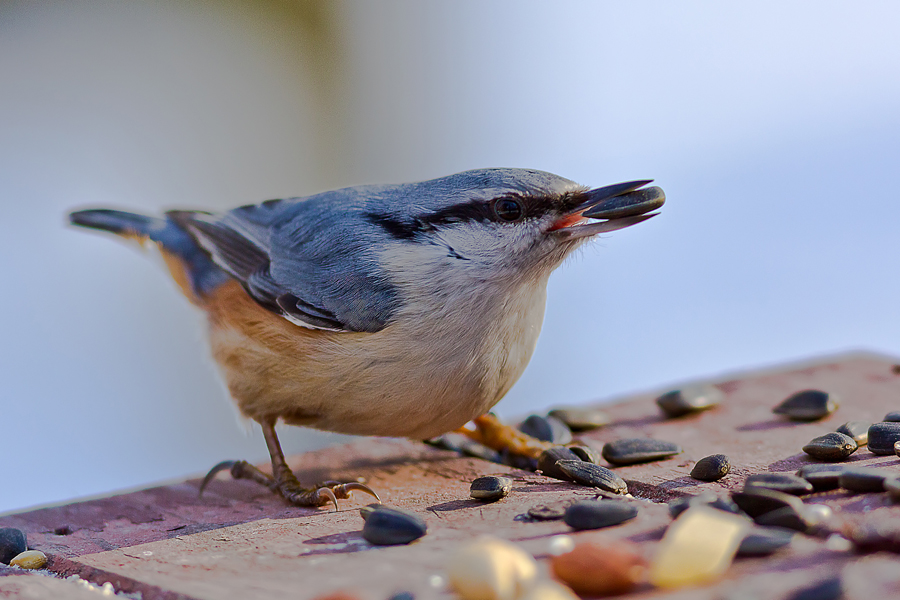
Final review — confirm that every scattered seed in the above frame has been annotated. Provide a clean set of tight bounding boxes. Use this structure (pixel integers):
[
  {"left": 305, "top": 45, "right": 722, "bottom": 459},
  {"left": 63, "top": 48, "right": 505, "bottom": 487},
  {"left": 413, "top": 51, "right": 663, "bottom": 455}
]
[
  {"left": 836, "top": 421, "right": 870, "bottom": 445},
  {"left": 668, "top": 492, "right": 746, "bottom": 520},
  {"left": 9, "top": 550, "right": 47, "bottom": 570},
  {"left": 387, "top": 593, "right": 415, "bottom": 600},
  {"left": 602, "top": 438, "right": 682, "bottom": 466},
  {"left": 736, "top": 527, "right": 795, "bottom": 557},
  {"left": 802, "top": 432, "right": 858, "bottom": 461},
  {"left": 883, "top": 411, "right": 900, "bottom": 422},
  {"left": 359, "top": 502, "right": 381, "bottom": 521},
  {"left": 426, "top": 433, "right": 502, "bottom": 463},
  {"left": 884, "top": 476, "right": 900, "bottom": 502},
  {"left": 0, "top": 528, "right": 27, "bottom": 565},
  {"left": 731, "top": 488, "right": 804, "bottom": 519},
  {"left": 470, "top": 476, "right": 513, "bottom": 502},
  {"left": 656, "top": 385, "right": 723, "bottom": 418},
  {"left": 648, "top": 506, "right": 749, "bottom": 588},
  {"left": 843, "top": 518, "right": 900, "bottom": 553},
  {"left": 551, "top": 541, "right": 647, "bottom": 596},
  {"left": 772, "top": 390, "right": 838, "bottom": 421},
  {"left": 796, "top": 464, "right": 847, "bottom": 491},
  {"left": 555, "top": 460, "right": 628, "bottom": 494},
  {"left": 361, "top": 506, "right": 427, "bottom": 546},
  {"left": 447, "top": 537, "right": 537, "bottom": 600},
  {"left": 786, "top": 576, "right": 843, "bottom": 600},
  {"left": 839, "top": 467, "right": 891, "bottom": 493},
  {"left": 866, "top": 422, "right": 900, "bottom": 455},
  {"left": 519, "top": 414, "right": 572, "bottom": 444},
  {"left": 547, "top": 407, "right": 610, "bottom": 432},
  {"left": 744, "top": 473, "right": 814, "bottom": 496},
  {"left": 754, "top": 506, "right": 813, "bottom": 533},
  {"left": 567, "top": 444, "right": 601, "bottom": 465},
  {"left": 538, "top": 446, "right": 581, "bottom": 481},
  {"left": 500, "top": 450, "right": 538, "bottom": 472},
  {"left": 690, "top": 454, "right": 731, "bottom": 481},
  {"left": 527, "top": 500, "right": 573, "bottom": 521},
  {"left": 563, "top": 499, "right": 638, "bottom": 530}
]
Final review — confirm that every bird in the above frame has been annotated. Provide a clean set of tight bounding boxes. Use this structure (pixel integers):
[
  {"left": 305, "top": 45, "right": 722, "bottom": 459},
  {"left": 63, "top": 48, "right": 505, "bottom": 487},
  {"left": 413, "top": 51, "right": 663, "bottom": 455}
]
[{"left": 69, "top": 168, "right": 664, "bottom": 508}]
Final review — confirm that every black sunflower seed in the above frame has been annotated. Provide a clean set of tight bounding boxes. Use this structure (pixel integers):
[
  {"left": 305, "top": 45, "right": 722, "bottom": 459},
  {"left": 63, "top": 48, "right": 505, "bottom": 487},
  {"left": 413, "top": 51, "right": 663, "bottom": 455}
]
[
  {"left": 753, "top": 506, "right": 813, "bottom": 533},
  {"left": 519, "top": 414, "right": 572, "bottom": 444},
  {"left": 655, "top": 385, "right": 724, "bottom": 418},
  {"left": 802, "top": 432, "right": 858, "bottom": 461},
  {"left": 737, "top": 527, "right": 795, "bottom": 557},
  {"left": 601, "top": 438, "right": 682, "bottom": 466},
  {"left": 786, "top": 576, "right": 843, "bottom": 600},
  {"left": 547, "top": 407, "right": 610, "bottom": 432},
  {"left": 796, "top": 464, "right": 847, "bottom": 491},
  {"left": 867, "top": 422, "right": 900, "bottom": 455},
  {"left": 555, "top": 460, "right": 628, "bottom": 494},
  {"left": 883, "top": 411, "right": 900, "bottom": 422},
  {"left": 470, "top": 476, "right": 512, "bottom": 502},
  {"left": 425, "top": 433, "right": 502, "bottom": 463},
  {"left": 563, "top": 499, "right": 638, "bottom": 531},
  {"left": 0, "top": 528, "right": 27, "bottom": 565},
  {"left": 538, "top": 446, "right": 581, "bottom": 481},
  {"left": 567, "top": 444, "right": 601, "bottom": 465},
  {"left": 744, "top": 473, "right": 814, "bottom": 496},
  {"left": 668, "top": 492, "right": 746, "bottom": 519},
  {"left": 772, "top": 390, "right": 838, "bottom": 421},
  {"left": 690, "top": 454, "right": 731, "bottom": 481},
  {"left": 885, "top": 476, "right": 900, "bottom": 502},
  {"left": 838, "top": 467, "right": 891, "bottom": 493},
  {"left": 731, "top": 488, "right": 804, "bottom": 519},
  {"left": 835, "top": 420, "right": 871, "bottom": 445},
  {"left": 361, "top": 506, "right": 427, "bottom": 546}
]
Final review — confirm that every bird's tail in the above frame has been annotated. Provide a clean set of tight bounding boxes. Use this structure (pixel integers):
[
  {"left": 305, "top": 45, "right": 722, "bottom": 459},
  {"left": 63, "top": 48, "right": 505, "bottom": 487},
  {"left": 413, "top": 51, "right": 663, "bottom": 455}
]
[{"left": 69, "top": 208, "right": 229, "bottom": 302}]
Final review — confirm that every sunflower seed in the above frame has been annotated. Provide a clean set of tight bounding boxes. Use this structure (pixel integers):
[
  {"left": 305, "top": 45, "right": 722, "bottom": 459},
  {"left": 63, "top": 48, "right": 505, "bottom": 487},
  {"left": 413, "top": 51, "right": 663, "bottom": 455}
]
[
  {"left": 839, "top": 467, "right": 891, "bottom": 493},
  {"left": 786, "top": 576, "right": 843, "bottom": 600},
  {"left": 361, "top": 506, "right": 427, "bottom": 545},
  {"left": 563, "top": 500, "right": 638, "bottom": 530},
  {"left": 567, "top": 444, "right": 601, "bottom": 465},
  {"left": 547, "top": 407, "right": 610, "bottom": 432},
  {"left": 885, "top": 476, "right": 900, "bottom": 502},
  {"left": 470, "top": 476, "right": 513, "bottom": 502},
  {"left": 602, "top": 438, "right": 682, "bottom": 466},
  {"left": 835, "top": 420, "right": 870, "bottom": 445},
  {"left": 656, "top": 385, "right": 723, "bottom": 418},
  {"left": 753, "top": 506, "right": 813, "bottom": 533},
  {"left": 9, "top": 550, "right": 46, "bottom": 570},
  {"left": 883, "top": 411, "right": 900, "bottom": 422},
  {"left": 690, "top": 454, "right": 731, "bottom": 481},
  {"left": 538, "top": 446, "right": 581, "bottom": 480},
  {"left": 555, "top": 460, "right": 628, "bottom": 494},
  {"left": 796, "top": 464, "right": 846, "bottom": 491},
  {"left": 527, "top": 500, "right": 573, "bottom": 521},
  {"left": 0, "top": 528, "right": 27, "bottom": 565},
  {"left": 736, "top": 527, "right": 795, "bottom": 557},
  {"left": 519, "top": 415, "right": 572, "bottom": 444},
  {"left": 802, "top": 432, "right": 858, "bottom": 461},
  {"left": 772, "top": 390, "right": 838, "bottom": 421},
  {"left": 731, "top": 488, "right": 804, "bottom": 519},
  {"left": 744, "top": 473, "right": 814, "bottom": 496},
  {"left": 426, "top": 433, "right": 502, "bottom": 463},
  {"left": 668, "top": 492, "right": 746, "bottom": 519},
  {"left": 867, "top": 422, "right": 900, "bottom": 455}
]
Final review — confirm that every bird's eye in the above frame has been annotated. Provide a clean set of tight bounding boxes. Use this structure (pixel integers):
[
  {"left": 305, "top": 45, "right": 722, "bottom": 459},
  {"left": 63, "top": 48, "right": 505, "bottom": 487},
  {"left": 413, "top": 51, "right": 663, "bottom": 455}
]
[{"left": 493, "top": 198, "right": 523, "bottom": 222}]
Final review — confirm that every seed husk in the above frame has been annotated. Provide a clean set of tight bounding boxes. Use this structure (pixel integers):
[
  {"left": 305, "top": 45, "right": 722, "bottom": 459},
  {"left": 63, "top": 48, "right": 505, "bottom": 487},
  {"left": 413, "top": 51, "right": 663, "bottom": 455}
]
[
  {"left": 796, "top": 464, "right": 847, "bottom": 491},
  {"left": 547, "top": 407, "right": 610, "bottom": 432},
  {"left": 447, "top": 537, "right": 537, "bottom": 600},
  {"left": 602, "top": 438, "right": 682, "bottom": 466},
  {"left": 883, "top": 411, "right": 900, "bottom": 422},
  {"left": 426, "top": 433, "right": 502, "bottom": 464},
  {"left": 470, "top": 476, "right": 513, "bottom": 502},
  {"left": 9, "top": 550, "right": 47, "bottom": 570},
  {"left": 731, "top": 488, "right": 804, "bottom": 519},
  {"left": 361, "top": 506, "right": 427, "bottom": 546},
  {"left": 744, "top": 473, "right": 814, "bottom": 496},
  {"left": 736, "top": 527, "right": 795, "bottom": 557},
  {"left": 884, "top": 476, "right": 900, "bottom": 502},
  {"left": 839, "top": 467, "right": 891, "bottom": 493},
  {"left": 563, "top": 499, "right": 638, "bottom": 530},
  {"left": 802, "top": 432, "right": 858, "bottom": 461},
  {"left": 555, "top": 460, "right": 628, "bottom": 494},
  {"left": 527, "top": 500, "right": 573, "bottom": 521},
  {"left": 538, "top": 446, "right": 581, "bottom": 481},
  {"left": 668, "top": 492, "right": 746, "bottom": 520},
  {"left": 0, "top": 528, "right": 27, "bottom": 565},
  {"left": 690, "top": 454, "right": 731, "bottom": 481},
  {"left": 551, "top": 541, "right": 647, "bottom": 596},
  {"left": 655, "top": 385, "right": 723, "bottom": 418},
  {"left": 567, "top": 444, "right": 601, "bottom": 465},
  {"left": 772, "top": 390, "right": 838, "bottom": 421},
  {"left": 868, "top": 422, "right": 900, "bottom": 455},
  {"left": 836, "top": 420, "right": 870, "bottom": 445},
  {"left": 519, "top": 414, "right": 572, "bottom": 444}
]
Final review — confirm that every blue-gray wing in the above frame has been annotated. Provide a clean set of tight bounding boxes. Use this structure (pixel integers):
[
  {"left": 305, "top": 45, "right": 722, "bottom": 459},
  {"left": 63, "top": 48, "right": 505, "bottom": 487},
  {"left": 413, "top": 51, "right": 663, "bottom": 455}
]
[{"left": 168, "top": 194, "right": 399, "bottom": 333}]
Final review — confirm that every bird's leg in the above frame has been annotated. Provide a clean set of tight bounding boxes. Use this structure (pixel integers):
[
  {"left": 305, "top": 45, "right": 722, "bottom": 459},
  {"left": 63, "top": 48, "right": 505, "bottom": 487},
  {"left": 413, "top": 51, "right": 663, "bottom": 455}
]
[
  {"left": 460, "top": 413, "right": 553, "bottom": 459},
  {"left": 199, "top": 419, "right": 379, "bottom": 509}
]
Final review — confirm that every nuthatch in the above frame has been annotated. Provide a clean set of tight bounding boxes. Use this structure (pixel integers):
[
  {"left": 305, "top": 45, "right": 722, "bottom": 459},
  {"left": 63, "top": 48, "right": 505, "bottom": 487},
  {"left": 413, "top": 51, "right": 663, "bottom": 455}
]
[{"left": 70, "top": 168, "right": 664, "bottom": 508}]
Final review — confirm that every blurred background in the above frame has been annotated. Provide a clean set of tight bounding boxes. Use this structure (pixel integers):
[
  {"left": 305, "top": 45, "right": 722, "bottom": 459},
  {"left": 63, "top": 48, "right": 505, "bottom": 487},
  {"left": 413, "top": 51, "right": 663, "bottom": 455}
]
[{"left": 2, "top": 1, "right": 899, "bottom": 514}]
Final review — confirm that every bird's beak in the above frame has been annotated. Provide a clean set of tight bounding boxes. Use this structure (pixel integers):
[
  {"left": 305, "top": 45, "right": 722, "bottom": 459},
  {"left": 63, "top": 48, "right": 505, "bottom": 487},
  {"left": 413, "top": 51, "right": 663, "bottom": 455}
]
[{"left": 548, "top": 180, "right": 665, "bottom": 240}]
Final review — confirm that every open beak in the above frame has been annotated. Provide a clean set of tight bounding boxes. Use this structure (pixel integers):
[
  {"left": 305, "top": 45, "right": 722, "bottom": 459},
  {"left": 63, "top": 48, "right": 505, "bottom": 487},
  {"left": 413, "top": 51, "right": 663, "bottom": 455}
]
[{"left": 548, "top": 180, "right": 665, "bottom": 240}]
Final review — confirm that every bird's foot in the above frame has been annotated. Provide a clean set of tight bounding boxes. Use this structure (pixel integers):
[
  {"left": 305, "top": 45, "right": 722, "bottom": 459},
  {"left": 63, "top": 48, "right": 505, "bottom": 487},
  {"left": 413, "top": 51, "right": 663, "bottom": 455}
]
[
  {"left": 198, "top": 460, "right": 380, "bottom": 509},
  {"left": 459, "top": 413, "right": 554, "bottom": 460}
]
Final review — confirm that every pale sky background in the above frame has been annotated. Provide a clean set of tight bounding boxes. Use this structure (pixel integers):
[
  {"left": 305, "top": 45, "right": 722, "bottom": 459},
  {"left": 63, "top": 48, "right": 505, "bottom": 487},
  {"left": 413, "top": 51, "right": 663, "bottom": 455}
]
[{"left": 2, "top": 1, "right": 899, "bottom": 514}]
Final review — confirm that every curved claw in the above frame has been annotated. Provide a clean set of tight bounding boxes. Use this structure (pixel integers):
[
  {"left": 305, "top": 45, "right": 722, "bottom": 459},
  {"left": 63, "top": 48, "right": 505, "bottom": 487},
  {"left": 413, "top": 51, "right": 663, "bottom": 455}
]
[
  {"left": 335, "top": 482, "right": 381, "bottom": 503},
  {"left": 316, "top": 487, "right": 339, "bottom": 511},
  {"left": 199, "top": 460, "right": 239, "bottom": 497}
]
